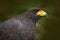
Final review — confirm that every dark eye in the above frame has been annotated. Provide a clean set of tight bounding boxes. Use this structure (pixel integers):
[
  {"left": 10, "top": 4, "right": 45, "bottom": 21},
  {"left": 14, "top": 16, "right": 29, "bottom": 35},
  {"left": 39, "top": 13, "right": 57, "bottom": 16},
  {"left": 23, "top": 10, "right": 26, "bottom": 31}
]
[
  {"left": 32, "top": 9, "right": 39, "bottom": 14},
  {"left": 33, "top": 9, "right": 39, "bottom": 11}
]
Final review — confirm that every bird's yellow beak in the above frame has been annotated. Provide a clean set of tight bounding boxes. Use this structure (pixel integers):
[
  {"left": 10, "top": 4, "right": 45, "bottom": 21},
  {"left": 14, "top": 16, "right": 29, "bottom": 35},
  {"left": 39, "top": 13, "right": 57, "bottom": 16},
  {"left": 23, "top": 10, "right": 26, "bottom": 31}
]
[{"left": 36, "top": 10, "right": 47, "bottom": 16}]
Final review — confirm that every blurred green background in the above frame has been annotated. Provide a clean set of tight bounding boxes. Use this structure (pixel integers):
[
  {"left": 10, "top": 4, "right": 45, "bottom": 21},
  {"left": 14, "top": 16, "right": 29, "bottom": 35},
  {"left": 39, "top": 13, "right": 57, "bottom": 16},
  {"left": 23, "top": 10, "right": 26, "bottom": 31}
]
[{"left": 0, "top": 0, "right": 60, "bottom": 40}]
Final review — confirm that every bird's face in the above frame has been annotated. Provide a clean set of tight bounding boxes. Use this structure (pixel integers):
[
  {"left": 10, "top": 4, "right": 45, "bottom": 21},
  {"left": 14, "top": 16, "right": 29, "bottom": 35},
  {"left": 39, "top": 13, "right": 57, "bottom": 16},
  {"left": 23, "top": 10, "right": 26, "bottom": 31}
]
[{"left": 27, "top": 8, "right": 47, "bottom": 22}]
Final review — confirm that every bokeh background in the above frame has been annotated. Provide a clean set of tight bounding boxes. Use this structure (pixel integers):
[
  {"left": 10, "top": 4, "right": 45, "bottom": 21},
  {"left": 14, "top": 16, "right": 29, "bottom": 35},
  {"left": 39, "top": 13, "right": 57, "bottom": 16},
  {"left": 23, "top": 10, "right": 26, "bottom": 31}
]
[{"left": 0, "top": 0, "right": 60, "bottom": 40}]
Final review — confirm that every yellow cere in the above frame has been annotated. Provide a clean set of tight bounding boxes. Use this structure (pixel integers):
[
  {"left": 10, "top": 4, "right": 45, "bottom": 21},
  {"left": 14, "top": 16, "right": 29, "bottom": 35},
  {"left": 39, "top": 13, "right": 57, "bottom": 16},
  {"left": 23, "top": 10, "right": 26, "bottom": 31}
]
[{"left": 36, "top": 10, "right": 46, "bottom": 16}]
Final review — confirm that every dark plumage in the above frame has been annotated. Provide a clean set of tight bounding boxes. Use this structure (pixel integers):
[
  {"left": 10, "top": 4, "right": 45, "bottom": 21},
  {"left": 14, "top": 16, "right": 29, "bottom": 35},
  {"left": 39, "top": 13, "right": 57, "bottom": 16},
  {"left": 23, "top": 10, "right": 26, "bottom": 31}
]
[{"left": 0, "top": 8, "right": 47, "bottom": 40}]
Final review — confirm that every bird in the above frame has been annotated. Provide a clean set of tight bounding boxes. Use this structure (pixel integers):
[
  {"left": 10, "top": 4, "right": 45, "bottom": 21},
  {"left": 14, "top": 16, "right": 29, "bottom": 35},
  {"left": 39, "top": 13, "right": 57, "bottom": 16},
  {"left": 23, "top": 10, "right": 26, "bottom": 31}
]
[{"left": 0, "top": 8, "right": 47, "bottom": 40}]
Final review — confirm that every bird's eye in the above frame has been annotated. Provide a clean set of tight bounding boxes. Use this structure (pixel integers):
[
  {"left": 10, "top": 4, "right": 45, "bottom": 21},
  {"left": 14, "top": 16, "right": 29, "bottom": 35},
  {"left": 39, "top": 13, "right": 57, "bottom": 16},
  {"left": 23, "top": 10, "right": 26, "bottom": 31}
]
[
  {"left": 32, "top": 9, "right": 39, "bottom": 14},
  {"left": 33, "top": 9, "right": 39, "bottom": 12}
]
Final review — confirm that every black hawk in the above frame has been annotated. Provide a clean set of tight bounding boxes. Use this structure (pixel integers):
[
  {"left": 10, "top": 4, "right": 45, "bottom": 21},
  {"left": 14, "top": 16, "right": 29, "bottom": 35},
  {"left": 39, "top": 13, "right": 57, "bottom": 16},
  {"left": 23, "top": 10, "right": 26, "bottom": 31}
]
[{"left": 0, "top": 8, "right": 47, "bottom": 40}]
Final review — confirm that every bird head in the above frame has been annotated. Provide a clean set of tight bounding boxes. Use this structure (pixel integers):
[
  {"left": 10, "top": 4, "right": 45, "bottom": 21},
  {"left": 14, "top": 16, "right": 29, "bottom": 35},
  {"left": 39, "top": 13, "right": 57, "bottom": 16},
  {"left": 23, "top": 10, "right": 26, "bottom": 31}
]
[{"left": 26, "top": 8, "right": 48, "bottom": 22}]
